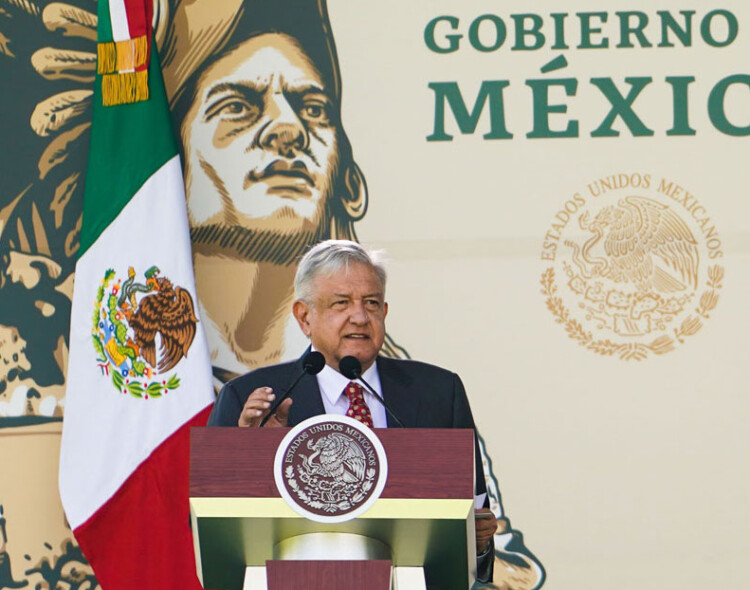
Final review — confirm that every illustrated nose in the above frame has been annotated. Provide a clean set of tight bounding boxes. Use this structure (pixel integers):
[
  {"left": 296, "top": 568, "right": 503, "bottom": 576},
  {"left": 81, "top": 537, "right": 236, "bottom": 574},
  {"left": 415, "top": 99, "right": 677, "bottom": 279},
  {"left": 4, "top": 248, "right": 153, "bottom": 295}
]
[{"left": 258, "top": 92, "right": 307, "bottom": 158}]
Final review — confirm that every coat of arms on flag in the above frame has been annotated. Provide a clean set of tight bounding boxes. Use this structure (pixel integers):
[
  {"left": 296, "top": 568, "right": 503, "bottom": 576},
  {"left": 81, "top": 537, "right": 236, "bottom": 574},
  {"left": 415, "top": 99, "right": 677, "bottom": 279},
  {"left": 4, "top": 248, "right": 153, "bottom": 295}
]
[{"left": 92, "top": 265, "right": 197, "bottom": 398}]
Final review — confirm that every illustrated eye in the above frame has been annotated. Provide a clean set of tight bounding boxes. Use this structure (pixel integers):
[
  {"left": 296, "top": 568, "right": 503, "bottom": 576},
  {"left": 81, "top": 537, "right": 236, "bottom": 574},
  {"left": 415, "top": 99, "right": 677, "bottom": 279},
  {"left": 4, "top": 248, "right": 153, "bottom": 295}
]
[
  {"left": 223, "top": 101, "right": 247, "bottom": 114},
  {"left": 299, "top": 98, "right": 331, "bottom": 126},
  {"left": 205, "top": 96, "right": 260, "bottom": 123},
  {"left": 304, "top": 105, "right": 323, "bottom": 118}
]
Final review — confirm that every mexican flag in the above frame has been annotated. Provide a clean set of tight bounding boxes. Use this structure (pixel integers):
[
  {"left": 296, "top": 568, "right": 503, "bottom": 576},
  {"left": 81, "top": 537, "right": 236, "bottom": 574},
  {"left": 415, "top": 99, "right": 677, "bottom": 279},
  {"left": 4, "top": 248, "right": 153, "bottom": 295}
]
[{"left": 59, "top": 1, "right": 214, "bottom": 587}]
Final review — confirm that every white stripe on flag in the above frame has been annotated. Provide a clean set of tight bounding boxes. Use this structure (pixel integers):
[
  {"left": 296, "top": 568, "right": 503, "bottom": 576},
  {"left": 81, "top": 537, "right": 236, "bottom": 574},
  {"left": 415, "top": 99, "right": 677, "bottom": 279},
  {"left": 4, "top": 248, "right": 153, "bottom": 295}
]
[
  {"left": 59, "top": 155, "right": 214, "bottom": 529},
  {"left": 108, "top": 0, "right": 130, "bottom": 42}
]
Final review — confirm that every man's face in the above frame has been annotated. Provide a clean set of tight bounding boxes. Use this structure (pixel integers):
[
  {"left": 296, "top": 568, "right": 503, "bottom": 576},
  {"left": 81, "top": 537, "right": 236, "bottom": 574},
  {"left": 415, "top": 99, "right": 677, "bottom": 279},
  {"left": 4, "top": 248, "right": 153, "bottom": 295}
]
[
  {"left": 182, "top": 33, "right": 338, "bottom": 247},
  {"left": 293, "top": 263, "right": 388, "bottom": 372}
]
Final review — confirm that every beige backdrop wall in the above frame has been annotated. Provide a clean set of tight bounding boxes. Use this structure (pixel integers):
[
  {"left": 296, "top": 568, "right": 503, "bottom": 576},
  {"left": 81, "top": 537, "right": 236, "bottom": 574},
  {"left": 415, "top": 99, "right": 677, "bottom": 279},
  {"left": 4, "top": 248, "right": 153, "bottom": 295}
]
[
  {"left": 0, "top": 0, "right": 748, "bottom": 588},
  {"left": 330, "top": 0, "right": 749, "bottom": 587}
]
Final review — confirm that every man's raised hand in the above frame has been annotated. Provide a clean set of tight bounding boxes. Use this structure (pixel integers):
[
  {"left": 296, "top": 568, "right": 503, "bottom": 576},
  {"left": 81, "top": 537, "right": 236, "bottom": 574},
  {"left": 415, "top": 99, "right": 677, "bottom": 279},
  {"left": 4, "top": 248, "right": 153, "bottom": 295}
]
[{"left": 238, "top": 387, "right": 292, "bottom": 427}]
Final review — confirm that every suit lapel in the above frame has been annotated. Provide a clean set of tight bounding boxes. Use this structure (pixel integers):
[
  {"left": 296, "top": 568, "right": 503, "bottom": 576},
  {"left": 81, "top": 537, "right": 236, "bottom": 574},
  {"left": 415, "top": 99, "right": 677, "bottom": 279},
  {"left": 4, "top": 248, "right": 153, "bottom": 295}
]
[
  {"left": 287, "top": 351, "right": 325, "bottom": 426},
  {"left": 284, "top": 354, "right": 419, "bottom": 427},
  {"left": 288, "top": 374, "right": 325, "bottom": 425},
  {"left": 377, "top": 357, "right": 419, "bottom": 428}
]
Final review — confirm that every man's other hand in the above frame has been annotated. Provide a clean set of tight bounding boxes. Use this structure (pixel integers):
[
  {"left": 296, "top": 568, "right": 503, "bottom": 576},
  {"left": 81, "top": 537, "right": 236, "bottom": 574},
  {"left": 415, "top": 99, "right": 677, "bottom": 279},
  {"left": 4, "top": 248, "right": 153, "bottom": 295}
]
[
  {"left": 475, "top": 508, "right": 499, "bottom": 554},
  {"left": 238, "top": 387, "right": 292, "bottom": 427}
]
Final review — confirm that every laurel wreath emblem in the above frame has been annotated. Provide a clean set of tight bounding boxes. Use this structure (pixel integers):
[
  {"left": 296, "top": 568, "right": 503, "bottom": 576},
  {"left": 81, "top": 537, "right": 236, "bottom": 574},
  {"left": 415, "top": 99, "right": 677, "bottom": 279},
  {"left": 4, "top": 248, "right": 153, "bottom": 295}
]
[
  {"left": 541, "top": 265, "right": 724, "bottom": 361},
  {"left": 284, "top": 464, "right": 376, "bottom": 514}
]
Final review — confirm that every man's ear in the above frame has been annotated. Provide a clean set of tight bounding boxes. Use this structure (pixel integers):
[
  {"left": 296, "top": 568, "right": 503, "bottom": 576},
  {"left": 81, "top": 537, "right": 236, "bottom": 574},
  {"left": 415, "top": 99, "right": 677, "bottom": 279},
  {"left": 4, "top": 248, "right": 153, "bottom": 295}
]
[
  {"left": 339, "top": 162, "right": 368, "bottom": 221},
  {"left": 292, "top": 300, "right": 312, "bottom": 336}
]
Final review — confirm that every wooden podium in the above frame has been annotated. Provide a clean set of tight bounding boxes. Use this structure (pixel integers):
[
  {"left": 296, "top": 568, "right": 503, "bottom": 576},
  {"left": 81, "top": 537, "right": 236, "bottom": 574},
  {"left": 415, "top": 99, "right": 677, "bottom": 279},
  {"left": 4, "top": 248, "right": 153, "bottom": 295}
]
[{"left": 189, "top": 427, "right": 477, "bottom": 590}]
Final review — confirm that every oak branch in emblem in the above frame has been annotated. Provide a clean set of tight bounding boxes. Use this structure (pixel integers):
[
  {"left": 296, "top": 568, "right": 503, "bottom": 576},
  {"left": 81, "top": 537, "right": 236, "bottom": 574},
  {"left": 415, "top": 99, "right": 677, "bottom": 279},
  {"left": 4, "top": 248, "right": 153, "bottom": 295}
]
[
  {"left": 569, "top": 196, "right": 700, "bottom": 292},
  {"left": 127, "top": 276, "right": 198, "bottom": 372}
]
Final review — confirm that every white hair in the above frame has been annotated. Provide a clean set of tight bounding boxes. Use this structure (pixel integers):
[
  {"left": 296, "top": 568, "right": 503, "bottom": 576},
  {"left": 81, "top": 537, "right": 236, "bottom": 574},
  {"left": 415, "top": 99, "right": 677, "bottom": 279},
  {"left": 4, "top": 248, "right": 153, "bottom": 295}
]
[{"left": 294, "top": 240, "right": 386, "bottom": 303}]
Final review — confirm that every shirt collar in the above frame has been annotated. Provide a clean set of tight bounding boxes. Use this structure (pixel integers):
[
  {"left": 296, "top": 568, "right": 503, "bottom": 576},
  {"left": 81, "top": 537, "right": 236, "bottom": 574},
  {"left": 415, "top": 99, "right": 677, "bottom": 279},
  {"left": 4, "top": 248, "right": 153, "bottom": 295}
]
[{"left": 315, "top": 355, "right": 381, "bottom": 405}]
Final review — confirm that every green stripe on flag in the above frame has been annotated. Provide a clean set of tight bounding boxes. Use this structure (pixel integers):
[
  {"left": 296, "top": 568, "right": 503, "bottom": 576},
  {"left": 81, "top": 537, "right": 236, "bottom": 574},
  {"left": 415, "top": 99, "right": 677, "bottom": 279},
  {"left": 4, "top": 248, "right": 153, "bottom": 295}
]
[
  {"left": 80, "top": 46, "right": 177, "bottom": 258},
  {"left": 96, "top": 0, "right": 114, "bottom": 44}
]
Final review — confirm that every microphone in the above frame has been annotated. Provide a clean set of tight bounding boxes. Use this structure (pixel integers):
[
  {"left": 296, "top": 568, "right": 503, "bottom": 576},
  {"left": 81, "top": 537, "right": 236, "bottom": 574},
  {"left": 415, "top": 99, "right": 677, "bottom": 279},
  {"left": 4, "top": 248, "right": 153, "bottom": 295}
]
[
  {"left": 339, "top": 356, "right": 405, "bottom": 427},
  {"left": 259, "top": 351, "right": 325, "bottom": 426}
]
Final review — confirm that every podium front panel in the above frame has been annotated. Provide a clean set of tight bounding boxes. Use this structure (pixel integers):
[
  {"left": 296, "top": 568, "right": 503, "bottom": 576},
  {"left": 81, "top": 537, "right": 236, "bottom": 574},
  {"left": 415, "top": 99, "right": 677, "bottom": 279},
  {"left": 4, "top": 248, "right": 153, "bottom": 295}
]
[{"left": 190, "top": 427, "right": 476, "bottom": 590}]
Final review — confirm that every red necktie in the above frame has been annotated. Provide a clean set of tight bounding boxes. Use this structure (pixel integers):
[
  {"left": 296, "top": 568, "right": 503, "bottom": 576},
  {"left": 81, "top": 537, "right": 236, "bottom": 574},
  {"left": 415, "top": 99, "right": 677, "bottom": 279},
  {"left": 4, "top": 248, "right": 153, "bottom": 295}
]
[{"left": 344, "top": 382, "right": 373, "bottom": 428}]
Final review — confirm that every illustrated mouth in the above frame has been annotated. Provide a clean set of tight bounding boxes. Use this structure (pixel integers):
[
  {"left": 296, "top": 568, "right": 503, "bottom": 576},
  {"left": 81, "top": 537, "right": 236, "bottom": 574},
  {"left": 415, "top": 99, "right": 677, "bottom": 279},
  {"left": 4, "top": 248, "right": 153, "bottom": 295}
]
[
  {"left": 247, "top": 160, "right": 315, "bottom": 187},
  {"left": 263, "top": 169, "right": 314, "bottom": 185}
]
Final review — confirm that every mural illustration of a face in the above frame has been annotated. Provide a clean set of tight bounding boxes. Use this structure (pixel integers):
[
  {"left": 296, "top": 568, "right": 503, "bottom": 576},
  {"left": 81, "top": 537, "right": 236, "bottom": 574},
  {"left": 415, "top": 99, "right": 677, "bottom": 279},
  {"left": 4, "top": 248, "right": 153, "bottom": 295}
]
[
  {"left": 165, "top": 10, "right": 382, "bottom": 375},
  {"left": 181, "top": 33, "right": 339, "bottom": 258}
]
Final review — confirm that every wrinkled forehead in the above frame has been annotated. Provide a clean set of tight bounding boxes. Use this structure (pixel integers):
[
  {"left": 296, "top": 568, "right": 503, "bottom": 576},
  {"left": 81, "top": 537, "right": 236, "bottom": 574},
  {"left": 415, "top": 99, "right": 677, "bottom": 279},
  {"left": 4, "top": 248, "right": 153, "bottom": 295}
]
[
  {"left": 195, "top": 32, "right": 326, "bottom": 94},
  {"left": 311, "top": 263, "right": 385, "bottom": 296}
]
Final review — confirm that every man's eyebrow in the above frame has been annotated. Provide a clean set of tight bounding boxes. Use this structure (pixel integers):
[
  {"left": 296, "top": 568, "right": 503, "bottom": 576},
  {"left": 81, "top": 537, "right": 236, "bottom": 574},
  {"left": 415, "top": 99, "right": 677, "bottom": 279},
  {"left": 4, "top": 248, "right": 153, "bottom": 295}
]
[{"left": 331, "top": 292, "right": 383, "bottom": 298}]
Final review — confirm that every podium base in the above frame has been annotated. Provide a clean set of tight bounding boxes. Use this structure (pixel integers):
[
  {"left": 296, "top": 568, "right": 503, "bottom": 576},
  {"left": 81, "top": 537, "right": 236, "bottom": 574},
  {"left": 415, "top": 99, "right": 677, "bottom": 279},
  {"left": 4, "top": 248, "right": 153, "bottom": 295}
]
[
  {"left": 243, "top": 563, "right": 426, "bottom": 590},
  {"left": 242, "top": 534, "right": 425, "bottom": 590}
]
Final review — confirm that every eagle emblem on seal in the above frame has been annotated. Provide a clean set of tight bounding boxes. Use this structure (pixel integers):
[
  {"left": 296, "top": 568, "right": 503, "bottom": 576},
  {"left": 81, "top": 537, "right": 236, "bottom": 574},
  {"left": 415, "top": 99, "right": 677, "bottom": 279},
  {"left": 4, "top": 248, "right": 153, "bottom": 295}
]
[
  {"left": 284, "top": 431, "right": 378, "bottom": 514},
  {"left": 567, "top": 196, "right": 700, "bottom": 293},
  {"left": 91, "top": 266, "right": 198, "bottom": 398},
  {"left": 302, "top": 433, "right": 368, "bottom": 484}
]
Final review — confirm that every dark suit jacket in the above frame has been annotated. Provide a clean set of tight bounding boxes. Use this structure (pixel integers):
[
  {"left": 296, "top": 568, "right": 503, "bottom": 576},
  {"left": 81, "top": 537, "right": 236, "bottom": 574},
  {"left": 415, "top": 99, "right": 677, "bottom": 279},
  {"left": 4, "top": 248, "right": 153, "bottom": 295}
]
[{"left": 208, "top": 353, "right": 494, "bottom": 584}]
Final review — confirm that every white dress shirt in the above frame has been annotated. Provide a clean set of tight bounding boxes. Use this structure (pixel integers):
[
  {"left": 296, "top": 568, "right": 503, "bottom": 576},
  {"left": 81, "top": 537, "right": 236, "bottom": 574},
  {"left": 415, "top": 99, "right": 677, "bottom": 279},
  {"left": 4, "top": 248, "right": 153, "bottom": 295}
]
[{"left": 315, "top": 360, "right": 388, "bottom": 428}]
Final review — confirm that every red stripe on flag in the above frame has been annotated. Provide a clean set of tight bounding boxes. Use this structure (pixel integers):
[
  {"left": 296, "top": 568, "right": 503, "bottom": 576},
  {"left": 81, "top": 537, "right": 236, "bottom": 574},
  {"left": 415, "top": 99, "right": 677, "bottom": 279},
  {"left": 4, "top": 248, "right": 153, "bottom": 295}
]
[
  {"left": 124, "top": 0, "right": 153, "bottom": 71},
  {"left": 74, "top": 404, "right": 213, "bottom": 590},
  {"left": 122, "top": 0, "right": 148, "bottom": 38}
]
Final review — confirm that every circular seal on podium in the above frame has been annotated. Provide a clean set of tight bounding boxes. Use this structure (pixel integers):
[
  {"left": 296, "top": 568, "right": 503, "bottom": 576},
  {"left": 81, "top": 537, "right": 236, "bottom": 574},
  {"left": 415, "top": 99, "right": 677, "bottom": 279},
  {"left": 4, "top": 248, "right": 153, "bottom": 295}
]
[{"left": 274, "top": 415, "right": 388, "bottom": 523}]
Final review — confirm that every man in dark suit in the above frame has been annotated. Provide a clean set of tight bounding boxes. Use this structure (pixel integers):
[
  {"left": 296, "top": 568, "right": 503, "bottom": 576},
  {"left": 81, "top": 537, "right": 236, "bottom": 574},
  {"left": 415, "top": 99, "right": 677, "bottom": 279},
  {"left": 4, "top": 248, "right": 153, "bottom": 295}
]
[{"left": 209, "top": 239, "right": 498, "bottom": 584}]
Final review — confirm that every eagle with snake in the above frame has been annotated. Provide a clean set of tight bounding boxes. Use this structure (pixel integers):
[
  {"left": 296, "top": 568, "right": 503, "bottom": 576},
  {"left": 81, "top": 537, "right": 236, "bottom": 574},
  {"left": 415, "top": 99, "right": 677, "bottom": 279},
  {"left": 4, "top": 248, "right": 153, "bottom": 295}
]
[
  {"left": 126, "top": 275, "right": 198, "bottom": 373},
  {"left": 567, "top": 196, "right": 700, "bottom": 293}
]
